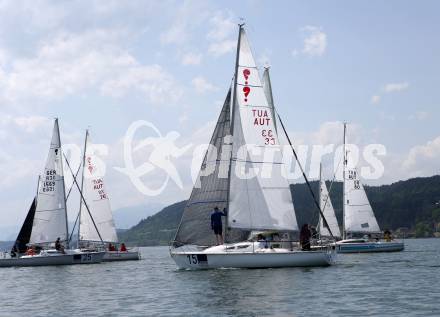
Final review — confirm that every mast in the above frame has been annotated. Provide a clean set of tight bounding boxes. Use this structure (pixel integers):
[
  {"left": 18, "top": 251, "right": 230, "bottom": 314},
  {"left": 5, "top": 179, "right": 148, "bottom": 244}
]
[
  {"left": 318, "top": 163, "right": 322, "bottom": 240},
  {"left": 35, "top": 175, "right": 40, "bottom": 206},
  {"left": 263, "top": 67, "right": 277, "bottom": 133},
  {"left": 225, "top": 23, "right": 244, "bottom": 243},
  {"left": 56, "top": 118, "right": 69, "bottom": 245},
  {"left": 77, "top": 129, "right": 88, "bottom": 248},
  {"left": 342, "top": 122, "right": 347, "bottom": 240}
]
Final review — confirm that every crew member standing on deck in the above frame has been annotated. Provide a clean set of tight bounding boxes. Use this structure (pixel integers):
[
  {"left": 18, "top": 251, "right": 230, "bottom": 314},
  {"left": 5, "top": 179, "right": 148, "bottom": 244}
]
[
  {"left": 300, "top": 224, "right": 312, "bottom": 251},
  {"left": 211, "top": 207, "right": 226, "bottom": 245}
]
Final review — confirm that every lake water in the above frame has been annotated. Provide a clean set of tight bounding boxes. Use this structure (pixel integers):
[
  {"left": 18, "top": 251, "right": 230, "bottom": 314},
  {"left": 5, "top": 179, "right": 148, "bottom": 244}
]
[{"left": 0, "top": 238, "right": 439, "bottom": 316}]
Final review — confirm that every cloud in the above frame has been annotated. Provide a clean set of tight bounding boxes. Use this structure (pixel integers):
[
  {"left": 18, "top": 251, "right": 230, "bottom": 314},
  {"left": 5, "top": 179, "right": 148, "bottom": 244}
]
[
  {"left": 159, "top": 1, "right": 210, "bottom": 46},
  {"left": 0, "top": 29, "right": 181, "bottom": 105},
  {"left": 181, "top": 52, "right": 202, "bottom": 65},
  {"left": 371, "top": 81, "right": 410, "bottom": 104},
  {"left": 293, "top": 26, "right": 327, "bottom": 57},
  {"left": 402, "top": 136, "right": 440, "bottom": 178},
  {"left": 371, "top": 95, "right": 381, "bottom": 104},
  {"left": 191, "top": 76, "right": 218, "bottom": 94},
  {"left": 408, "top": 111, "right": 429, "bottom": 121},
  {"left": 207, "top": 11, "right": 236, "bottom": 57},
  {"left": 206, "top": 11, "right": 235, "bottom": 41},
  {"left": 208, "top": 40, "right": 236, "bottom": 57},
  {"left": 383, "top": 82, "right": 409, "bottom": 93}
]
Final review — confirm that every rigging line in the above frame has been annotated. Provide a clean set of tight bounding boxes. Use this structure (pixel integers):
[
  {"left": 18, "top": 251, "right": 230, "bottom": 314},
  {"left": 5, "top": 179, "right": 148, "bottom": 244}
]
[
  {"left": 68, "top": 209, "right": 80, "bottom": 244},
  {"left": 66, "top": 162, "right": 82, "bottom": 200},
  {"left": 62, "top": 152, "right": 104, "bottom": 245},
  {"left": 319, "top": 153, "right": 343, "bottom": 234},
  {"left": 275, "top": 112, "right": 334, "bottom": 239}
]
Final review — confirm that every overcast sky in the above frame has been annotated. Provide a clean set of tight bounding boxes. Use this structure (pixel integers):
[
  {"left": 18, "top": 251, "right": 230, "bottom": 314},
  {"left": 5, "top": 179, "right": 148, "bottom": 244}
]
[{"left": 1, "top": 0, "right": 439, "bottom": 230}]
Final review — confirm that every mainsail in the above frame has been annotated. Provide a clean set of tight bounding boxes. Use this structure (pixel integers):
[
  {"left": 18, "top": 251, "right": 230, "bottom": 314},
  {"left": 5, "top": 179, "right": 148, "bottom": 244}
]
[
  {"left": 319, "top": 177, "right": 341, "bottom": 238},
  {"left": 12, "top": 198, "right": 37, "bottom": 253},
  {"left": 228, "top": 27, "right": 297, "bottom": 231},
  {"left": 174, "top": 89, "right": 244, "bottom": 246},
  {"left": 344, "top": 148, "right": 380, "bottom": 234},
  {"left": 79, "top": 131, "right": 118, "bottom": 243},
  {"left": 30, "top": 119, "right": 68, "bottom": 244}
]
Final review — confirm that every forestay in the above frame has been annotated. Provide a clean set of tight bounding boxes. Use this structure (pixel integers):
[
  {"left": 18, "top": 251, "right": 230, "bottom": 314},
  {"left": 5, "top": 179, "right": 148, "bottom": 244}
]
[
  {"left": 319, "top": 180, "right": 341, "bottom": 238},
  {"left": 228, "top": 27, "right": 297, "bottom": 232},
  {"left": 79, "top": 131, "right": 118, "bottom": 243},
  {"left": 344, "top": 151, "right": 380, "bottom": 233},
  {"left": 30, "top": 119, "right": 68, "bottom": 244}
]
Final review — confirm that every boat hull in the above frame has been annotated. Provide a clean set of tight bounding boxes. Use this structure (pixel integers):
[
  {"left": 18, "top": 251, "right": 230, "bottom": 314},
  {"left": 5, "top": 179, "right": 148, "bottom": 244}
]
[
  {"left": 0, "top": 251, "right": 105, "bottom": 267},
  {"left": 171, "top": 248, "right": 335, "bottom": 269},
  {"left": 102, "top": 250, "right": 140, "bottom": 262},
  {"left": 336, "top": 241, "right": 404, "bottom": 253}
]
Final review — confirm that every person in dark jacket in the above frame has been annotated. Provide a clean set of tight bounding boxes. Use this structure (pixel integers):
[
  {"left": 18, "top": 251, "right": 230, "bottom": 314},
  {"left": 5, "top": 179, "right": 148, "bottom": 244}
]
[
  {"left": 299, "top": 224, "right": 311, "bottom": 251},
  {"left": 211, "top": 207, "right": 226, "bottom": 245}
]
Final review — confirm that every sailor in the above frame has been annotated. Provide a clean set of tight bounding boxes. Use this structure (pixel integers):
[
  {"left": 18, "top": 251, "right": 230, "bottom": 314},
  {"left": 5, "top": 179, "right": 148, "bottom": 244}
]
[
  {"left": 211, "top": 206, "right": 226, "bottom": 245},
  {"left": 299, "top": 224, "right": 311, "bottom": 251},
  {"left": 11, "top": 240, "right": 20, "bottom": 257},
  {"left": 55, "top": 237, "right": 62, "bottom": 251},
  {"left": 120, "top": 243, "right": 127, "bottom": 252},
  {"left": 384, "top": 230, "right": 392, "bottom": 242}
]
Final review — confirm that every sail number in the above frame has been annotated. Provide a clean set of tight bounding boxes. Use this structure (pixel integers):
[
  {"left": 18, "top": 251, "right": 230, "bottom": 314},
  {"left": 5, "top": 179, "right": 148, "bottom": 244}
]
[
  {"left": 262, "top": 130, "right": 275, "bottom": 145},
  {"left": 187, "top": 255, "right": 198, "bottom": 265},
  {"left": 81, "top": 254, "right": 93, "bottom": 262},
  {"left": 186, "top": 254, "right": 208, "bottom": 266}
]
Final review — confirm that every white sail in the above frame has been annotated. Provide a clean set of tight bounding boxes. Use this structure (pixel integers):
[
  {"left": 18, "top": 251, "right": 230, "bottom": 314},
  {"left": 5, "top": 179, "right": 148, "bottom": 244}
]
[
  {"left": 319, "top": 179, "right": 341, "bottom": 238},
  {"left": 344, "top": 151, "right": 380, "bottom": 233},
  {"left": 79, "top": 131, "right": 118, "bottom": 243},
  {"left": 262, "top": 67, "right": 277, "bottom": 134},
  {"left": 228, "top": 27, "right": 298, "bottom": 232},
  {"left": 30, "top": 119, "right": 68, "bottom": 244}
]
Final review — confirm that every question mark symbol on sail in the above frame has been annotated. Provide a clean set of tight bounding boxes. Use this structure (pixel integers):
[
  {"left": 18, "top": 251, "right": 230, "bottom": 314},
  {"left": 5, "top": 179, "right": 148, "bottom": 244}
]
[
  {"left": 243, "top": 69, "right": 250, "bottom": 85},
  {"left": 243, "top": 86, "right": 250, "bottom": 102}
]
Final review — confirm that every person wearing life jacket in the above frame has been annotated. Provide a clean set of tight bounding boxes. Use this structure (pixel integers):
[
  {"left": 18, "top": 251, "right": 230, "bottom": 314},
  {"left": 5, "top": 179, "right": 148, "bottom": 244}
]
[
  {"left": 108, "top": 243, "right": 116, "bottom": 251},
  {"left": 120, "top": 243, "right": 127, "bottom": 252},
  {"left": 26, "top": 246, "right": 35, "bottom": 256}
]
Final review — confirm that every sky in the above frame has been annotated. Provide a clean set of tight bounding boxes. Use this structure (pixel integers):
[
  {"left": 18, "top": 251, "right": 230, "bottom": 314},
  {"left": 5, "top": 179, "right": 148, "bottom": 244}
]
[{"left": 0, "top": 0, "right": 439, "bottom": 233}]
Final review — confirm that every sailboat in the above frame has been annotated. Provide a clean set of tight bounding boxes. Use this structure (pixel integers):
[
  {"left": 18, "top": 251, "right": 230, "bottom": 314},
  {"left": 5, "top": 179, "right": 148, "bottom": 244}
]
[
  {"left": 336, "top": 123, "right": 404, "bottom": 253},
  {"left": 317, "top": 164, "right": 341, "bottom": 241},
  {"left": 0, "top": 119, "right": 105, "bottom": 267},
  {"left": 76, "top": 130, "right": 140, "bottom": 261},
  {"left": 170, "top": 25, "right": 335, "bottom": 269}
]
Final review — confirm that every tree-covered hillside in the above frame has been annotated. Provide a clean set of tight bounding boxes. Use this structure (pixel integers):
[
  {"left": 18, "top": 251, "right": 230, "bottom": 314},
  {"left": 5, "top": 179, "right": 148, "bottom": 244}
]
[{"left": 120, "top": 176, "right": 440, "bottom": 246}]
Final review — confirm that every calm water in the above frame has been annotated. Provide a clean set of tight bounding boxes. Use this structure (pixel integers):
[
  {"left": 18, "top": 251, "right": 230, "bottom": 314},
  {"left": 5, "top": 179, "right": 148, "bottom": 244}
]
[{"left": 0, "top": 239, "right": 439, "bottom": 317}]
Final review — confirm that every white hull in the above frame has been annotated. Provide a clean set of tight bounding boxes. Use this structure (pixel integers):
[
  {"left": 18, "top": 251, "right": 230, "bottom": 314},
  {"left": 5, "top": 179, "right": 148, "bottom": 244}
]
[
  {"left": 102, "top": 250, "right": 140, "bottom": 262},
  {"left": 171, "top": 242, "right": 336, "bottom": 269},
  {"left": 0, "top": 250, "right": 105, "bottom": 267},
  {"left": 336, "top": 240, "right": 405, "bottom": 253}
]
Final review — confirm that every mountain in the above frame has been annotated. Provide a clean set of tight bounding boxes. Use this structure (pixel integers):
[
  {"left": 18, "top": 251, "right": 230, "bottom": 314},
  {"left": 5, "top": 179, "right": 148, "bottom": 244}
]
[
  {"left": 119, "top": 201, "right": 186, "bottom": 246},
  {"left": 118, "top": 176, "right": 440, "bottom": 246},
  {"left": 112, "top": 203, "right": 164, "bottom": 229}
]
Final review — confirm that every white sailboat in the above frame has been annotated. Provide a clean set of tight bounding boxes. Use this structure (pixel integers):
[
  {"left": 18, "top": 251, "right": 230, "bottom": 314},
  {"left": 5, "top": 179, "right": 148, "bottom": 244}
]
[
  {"left": 0, "top": 119, "right": 104, "bottom": 267},
  {"left": 318, "top": 164, "right": 341, "bottom": 240},
  {"left": 336, "top": 123, "right": 404, "bottom": 253},
  {"left": 170, "top": 25, "right": 335, "bottom": 269},
  {"left": 77, "top": 130, "right": 140, "bottom": 261}
]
